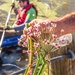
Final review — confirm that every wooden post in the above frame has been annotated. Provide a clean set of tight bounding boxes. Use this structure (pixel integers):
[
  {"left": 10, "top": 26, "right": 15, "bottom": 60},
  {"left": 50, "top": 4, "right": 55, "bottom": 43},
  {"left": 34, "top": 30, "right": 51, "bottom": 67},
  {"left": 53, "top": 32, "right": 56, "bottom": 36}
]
[{"left": 49, "top": 33, "right": 75, "bottom": 75}]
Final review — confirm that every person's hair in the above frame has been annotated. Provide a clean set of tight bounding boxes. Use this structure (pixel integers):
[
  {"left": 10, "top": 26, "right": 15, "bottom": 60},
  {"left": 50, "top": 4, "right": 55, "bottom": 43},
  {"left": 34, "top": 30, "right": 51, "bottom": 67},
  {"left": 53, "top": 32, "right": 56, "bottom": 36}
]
[
  {"left": 18, "top": 0, "right": 38, "bottom": 17},
  {"left": 31, "top": 4, "right": 38, "bottom": 17},
  {"left": 19, "top": 0, "right": 30, "bottom": 4}
]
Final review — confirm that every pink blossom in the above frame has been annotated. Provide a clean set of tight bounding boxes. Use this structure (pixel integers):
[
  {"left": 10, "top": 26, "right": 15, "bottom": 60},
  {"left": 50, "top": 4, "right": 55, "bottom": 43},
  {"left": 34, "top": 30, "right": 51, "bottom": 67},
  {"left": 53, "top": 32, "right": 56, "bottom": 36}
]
[
  {"left": 59, "top": 37, "right": 66, "bottom": 44},
  {"left": 51, "top": 23, "right": 57, "bottom": 27},
  {"left": 23, "top": 41, "right": 28, "bottom": 45},
  {"left": 43, "top": 39, "right": 47, "bottom": 43},
  {"left": 33, "top": 32, "right": 38, "bottom": 36},
  {"left": 61, "top": 39, "right": 65, "bottom": 43},
  {"left": 53, "top": 43, "right": 59, "bottom": 48},
  {"left": 27, "top": 50, "right": 31, "bottom": 54},
  {"left": 45, "top": 40, "right": 50, "bottom": 45},
  {"left": 29, "top": 69, "right": 33, "bottom": 75},
  {"left": 27, "top": 35, "right": 32, "bottom": 39},
  {"left": 61, "top": 29, "right": 64, "bottom": 33},
  {"left": 52, "top": 34, "right": 57, "bottom": 39},
  {"left": 46, "top": 40, "right": 50, "bottom": 45},
  {"left": 47, "top": 25, "right": 51, "bottom": 29},
  {"left": 34, "top": 43, "right": 40, "bottom": 48},
  {"left": 34, "top": 51, "right": 38, "bottom": 56},
  {"left": 22, "top": 44, "right": 25, "bottom": 47}
]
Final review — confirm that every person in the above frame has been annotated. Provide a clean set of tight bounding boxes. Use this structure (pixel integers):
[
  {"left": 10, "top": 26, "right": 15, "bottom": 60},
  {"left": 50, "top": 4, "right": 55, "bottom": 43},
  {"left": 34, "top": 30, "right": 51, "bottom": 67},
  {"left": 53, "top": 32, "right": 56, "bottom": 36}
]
[{"left": 6, "top": 0, "right": 38, "bottom": 31}]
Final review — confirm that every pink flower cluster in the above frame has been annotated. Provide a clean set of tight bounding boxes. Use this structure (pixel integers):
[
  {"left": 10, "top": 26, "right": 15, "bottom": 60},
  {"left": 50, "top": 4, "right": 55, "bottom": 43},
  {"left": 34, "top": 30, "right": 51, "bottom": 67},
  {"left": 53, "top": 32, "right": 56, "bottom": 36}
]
[{"left": 18, "top": 20, "right": 68, "bottom": 54}]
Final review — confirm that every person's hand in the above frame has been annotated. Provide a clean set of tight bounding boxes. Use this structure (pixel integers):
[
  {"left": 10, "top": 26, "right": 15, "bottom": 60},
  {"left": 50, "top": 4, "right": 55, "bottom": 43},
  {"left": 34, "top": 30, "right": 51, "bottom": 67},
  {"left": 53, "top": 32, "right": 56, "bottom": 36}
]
[
  {"left": 12, "top": 23, "right": 17, "bottom": 27},
  {"left": 11, "top": 3, "right": 15, "bottom": 9},
  {"left": 4, "top": 25, "right": 11, "bottom": 30}
]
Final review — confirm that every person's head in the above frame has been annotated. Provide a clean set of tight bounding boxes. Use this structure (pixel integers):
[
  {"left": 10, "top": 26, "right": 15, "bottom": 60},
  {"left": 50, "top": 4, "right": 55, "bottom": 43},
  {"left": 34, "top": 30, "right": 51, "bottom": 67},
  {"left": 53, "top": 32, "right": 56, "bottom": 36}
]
[{"left": 18, "top": 0, "right": 30, "bottom": 7}]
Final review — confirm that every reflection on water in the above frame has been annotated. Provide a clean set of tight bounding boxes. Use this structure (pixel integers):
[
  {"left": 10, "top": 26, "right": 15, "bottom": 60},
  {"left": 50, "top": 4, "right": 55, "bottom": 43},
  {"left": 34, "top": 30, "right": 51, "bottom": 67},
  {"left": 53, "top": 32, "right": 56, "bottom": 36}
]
[{"left": 0, "top": 46, "right": 28, "bottom": 75}]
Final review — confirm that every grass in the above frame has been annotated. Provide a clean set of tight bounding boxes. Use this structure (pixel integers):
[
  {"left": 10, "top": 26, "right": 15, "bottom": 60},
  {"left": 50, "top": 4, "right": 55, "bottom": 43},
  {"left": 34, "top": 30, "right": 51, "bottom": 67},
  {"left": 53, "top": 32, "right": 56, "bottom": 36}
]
[
  {"left": 32, "top": 0, "right": 57, "bottom": 19},
  {"left": 0, "top": 0, "right": 15, "bottom": 26}
]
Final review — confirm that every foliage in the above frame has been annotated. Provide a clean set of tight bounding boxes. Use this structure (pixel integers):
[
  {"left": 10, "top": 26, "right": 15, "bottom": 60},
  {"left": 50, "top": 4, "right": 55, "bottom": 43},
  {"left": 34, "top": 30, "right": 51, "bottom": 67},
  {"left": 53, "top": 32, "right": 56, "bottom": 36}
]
[
  {"left": 36, "top": 0, "right": 70, "bottom": 17},
  {"left": 0, "top": 0, "right": 73, "bottom": 74},
  {"left": 18, "top": 20, "right": 71, "bottom": 75}
]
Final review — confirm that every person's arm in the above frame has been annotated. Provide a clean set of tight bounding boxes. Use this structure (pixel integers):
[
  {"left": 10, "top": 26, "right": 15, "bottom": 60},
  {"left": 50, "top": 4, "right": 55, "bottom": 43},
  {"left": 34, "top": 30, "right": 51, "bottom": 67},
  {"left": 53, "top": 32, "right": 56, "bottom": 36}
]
[
  {"left": 11, "top": 3, "right": 18, "bottom": 15},
  {"left": 14, "top": 24, "right": 25, "bottom": 31},
  {"left": 14, "top": 14, "right": 31, "bottom": 31},
  {"left": 13, "top": 7, "right": 18, "bottom": 15}
]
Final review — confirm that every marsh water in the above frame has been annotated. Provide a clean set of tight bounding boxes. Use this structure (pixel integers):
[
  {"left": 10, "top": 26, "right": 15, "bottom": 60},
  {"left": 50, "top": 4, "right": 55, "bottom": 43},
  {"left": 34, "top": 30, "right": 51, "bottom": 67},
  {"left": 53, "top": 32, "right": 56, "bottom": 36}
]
[{"left": 0, "top": 46, "right": 28, "bottom": 75}]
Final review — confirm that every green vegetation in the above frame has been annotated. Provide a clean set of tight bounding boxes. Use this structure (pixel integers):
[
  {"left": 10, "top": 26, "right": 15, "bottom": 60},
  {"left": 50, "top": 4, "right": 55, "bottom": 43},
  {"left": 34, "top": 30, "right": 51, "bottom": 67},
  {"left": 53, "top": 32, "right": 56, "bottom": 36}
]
[
  {"left": 0, "top": 0, "right": 71, "bottom": 26},
  {"left": 0, "top": 0, "right": 57, "bottom": 26},
  {"left": 0, "top": 0, "right": 74, "bottom": 75}
]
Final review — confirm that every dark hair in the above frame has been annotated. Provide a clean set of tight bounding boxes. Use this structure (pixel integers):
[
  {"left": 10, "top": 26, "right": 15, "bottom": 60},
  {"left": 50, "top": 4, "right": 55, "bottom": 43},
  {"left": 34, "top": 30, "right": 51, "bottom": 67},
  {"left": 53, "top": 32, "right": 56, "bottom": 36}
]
[
  {"left": 18, "top": 0, "right": 30, "bottom": 4},
  {"left": 31, "top": 4, "right": 38, "bottom": 17}
]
